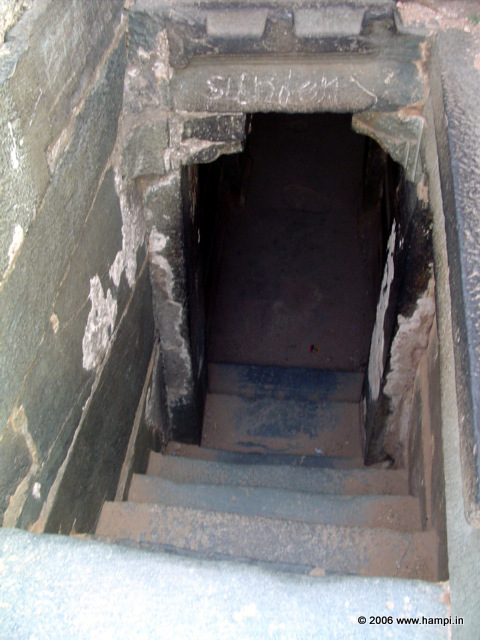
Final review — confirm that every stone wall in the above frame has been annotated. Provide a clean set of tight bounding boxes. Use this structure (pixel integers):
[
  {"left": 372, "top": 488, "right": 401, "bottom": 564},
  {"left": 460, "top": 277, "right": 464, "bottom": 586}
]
[
  {"left": 0, "top": 1, "right": 154, "bottom": 533},
  {"left": 123, "top": 0, "right": 430, "bottom": 443}
]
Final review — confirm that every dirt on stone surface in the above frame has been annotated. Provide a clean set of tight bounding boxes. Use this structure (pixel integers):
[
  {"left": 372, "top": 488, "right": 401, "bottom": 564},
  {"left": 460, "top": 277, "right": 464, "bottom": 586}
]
[{"left": 397, "top": 1, "right": 480, "bottom": 35}]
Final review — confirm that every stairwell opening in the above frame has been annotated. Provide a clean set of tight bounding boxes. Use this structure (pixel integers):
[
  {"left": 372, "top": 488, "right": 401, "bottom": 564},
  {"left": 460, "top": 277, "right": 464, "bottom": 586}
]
[
  {"left": 137, "top": 110, "right": 448, "bottom": 580},
  {"left": 200, "top": 112, "right": 386, "bottom": 457},
  {"left": 180, "top": 112, "right": 429, "bottom": 467}
]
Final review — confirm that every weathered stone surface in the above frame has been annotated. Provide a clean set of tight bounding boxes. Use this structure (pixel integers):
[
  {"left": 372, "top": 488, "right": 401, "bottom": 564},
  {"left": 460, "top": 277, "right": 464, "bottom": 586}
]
[
  {"left": 353, "top": 110, "right": 424, "bottom": 182},
  {"left": 54, "top": 169, "right": 123, "bottom": 324},
  {"left": 6, "top": 0, "right": 124, "bottom": 144},
  {"left": 129, "top": 0, "right": 403, "bottom": 68},
  {"left": 0, "top": 38, "right": 126, "bottom": 458},
  {"left": 0, "top": 419, "right": 31, "bottom": 521},
  {"left": 432, "top": 30, "right": 480, "bottom": 526},
  {"left": 0, "top": 0, "right": 31, "bottom": 42},
  {"left": 181, "top": 114, "right": 246, "bottom": 142},
  {"left": 145, "top": 171, "right": 198, "bottom": 441},
  {"left": 0, "top": 0, "right": 125, "bottom": 277},
  {"left": 0, "top": 71, "right": 50, "bottom": 279},
  {"left": 0, "top": 527, "right": 450, "bottom": 640},
  {"left": 206, "top": 10, "right": 268, "bottom": 38},
  {"left": 16, "top": 380, "right": 94, "bottom": 530},
  {"left": 123, "top": 12, "right": 169, "bottom": 114},
  {"left": 44, "top": 262, "right": 154, "bottom": 534},
  {"left": 170, "top": 56, "right": 425, "bottom": 113},
  {"left": 171, "top": 140, "right": 243, "bottom": 168},
  {"left": 127, "top": 3, "right": 165, "bottom": 55},
  {"left": 18, "top": 306, "right": 93, "bottom": 462},
  {"left": 122, "top": 113, "right": 169, "bottom": 178},
  {"left": 294, "top": 7, "right": 365, "bottom": 37}
]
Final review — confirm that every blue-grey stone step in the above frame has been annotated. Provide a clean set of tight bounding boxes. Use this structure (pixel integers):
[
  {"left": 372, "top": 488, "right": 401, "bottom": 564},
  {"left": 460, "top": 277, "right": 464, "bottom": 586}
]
[
  {"left": 149, "top": 451, "right": 408, "bottom": 495},
  {"left": 165, "top": 441, "right": 365, "bottom": 468},
  {"left": 128, "top": 475, "right": 421, "bottom": 532},
  {"left": 96, "top": 502, "right": 439, "bottom": 581},
  {"left": 202, "top": 393, "right": 362, "bottom": 457},
  {"left": 208, "top": 363, "right": 364, "bottom": 402}
]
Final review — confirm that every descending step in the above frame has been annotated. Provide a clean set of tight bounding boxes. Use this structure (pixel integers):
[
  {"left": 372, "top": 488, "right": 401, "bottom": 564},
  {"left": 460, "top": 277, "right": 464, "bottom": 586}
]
[
  {"left": 148, "top": 451, "right": 408, "bottom": 496},
  {"left": 96, "top": 502, "right": 439, "bottom": 581},
  {"left": 208, "top": 363, "right": 364, "bottom": 403},
  {"left": 202, "top": 393, "right": 361, "bottom": 457},
  {"left": 165, "top": 442, "right": 365, "bottom": 469},
  {"left": 128, "top": 475, "right": 421, "bottom": 532}
]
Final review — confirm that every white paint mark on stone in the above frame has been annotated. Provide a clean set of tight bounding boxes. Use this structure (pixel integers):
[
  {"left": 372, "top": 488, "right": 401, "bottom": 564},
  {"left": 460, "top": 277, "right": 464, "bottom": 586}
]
[
  {"left": 7, "top": 121, "right": 19, "bottom": 169},
  {"left": 149, "top": 227, "right": 192, "bottom": 402},
  {"left": 383, "top": 278, "right": 435, "bottom": 464},
  {"left": 82, "top": 275, "right": 117, "bottom": 371},
  {"left": 32, "top": 482, "right": 41, "bottom": 500},
  {"left": 368, "top": 223, "right": 397, "bottom": 400},
  {"left": 4, "top": 224, "right": 24, "bottom": 279},
  {"left": 50, "top": 312, "right": 60, "bottom": 334},
  {"left": 110, "top": 166, "right": 146, "bottom": 288},
  {"left": 350, "top": 76, "right": 378, "bottom": 105}
]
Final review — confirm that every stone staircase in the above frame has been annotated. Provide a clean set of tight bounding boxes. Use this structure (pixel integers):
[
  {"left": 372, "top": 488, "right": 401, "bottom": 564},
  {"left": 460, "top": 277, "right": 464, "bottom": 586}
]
[{"left": 96, "top": 364, "right": 439, "bottom": 581}]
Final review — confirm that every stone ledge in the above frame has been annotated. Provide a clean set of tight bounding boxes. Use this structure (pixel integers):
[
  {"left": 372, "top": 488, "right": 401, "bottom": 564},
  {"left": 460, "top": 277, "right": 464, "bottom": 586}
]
[
  {"left": 432, "top": 30, "right": 480, "bottom": 527},
  {"left": 294, "top": 7, "right": 365, "bottom": 38},
  {"left": 206, "top": 9, "right": 268, "bottom": 38}
]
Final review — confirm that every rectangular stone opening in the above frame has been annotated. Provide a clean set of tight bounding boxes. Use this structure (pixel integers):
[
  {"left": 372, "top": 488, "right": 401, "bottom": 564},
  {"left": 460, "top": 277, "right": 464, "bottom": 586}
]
[
  {"left": 189, "top": 112, "right": 393, "bottom": 459},
  {"left": 153, "top": 109, "right": 447, "bottom": 580}
]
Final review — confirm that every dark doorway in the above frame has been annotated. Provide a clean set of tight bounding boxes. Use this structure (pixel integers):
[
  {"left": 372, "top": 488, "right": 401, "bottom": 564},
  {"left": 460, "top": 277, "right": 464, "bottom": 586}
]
[
  {"left": 197, "top": 113, "right": 388, "bottom": 455},
  {"left": 207, "top": 113, "right": 380, "bottom": 372}
]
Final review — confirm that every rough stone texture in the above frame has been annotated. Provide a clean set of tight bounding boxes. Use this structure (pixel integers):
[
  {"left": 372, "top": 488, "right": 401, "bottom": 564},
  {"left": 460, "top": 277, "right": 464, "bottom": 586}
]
[
  {"left": 294, "top": 7, "right": 366, "bottom": 37},
  {"left": 0, "top": 527, "right": 450, "bottom": 640},
  {"left": 407, "top": 319, "right": 448, "bottom": 580},
  {"left": 171, "top": 139, "right": 243, "bottom": 168},
  {"left": 98, "top": 500, "right": 439, "bottom": 580},
  {"left": 129, "top": 0, "right": 417, "bottom": 70},
  {"left": 0, "top": 36, "right": 127, "bottom": 525},
  {"left": 147, "top": 450, "right": 409, "bottom": 495},
  {"left": 53, "top": 169, "right": 124, "bottom": 325},
  {"left": 431, "top": 29, "right": 480, "bottom": 527},
  {"left": 353, "top": 110, "right": 425, "bottom": 182},
  {"left": 43, "top": 263, "right": 154, "bottom": 534},
  {"left": 0, "top": 419, "right": 31, "bottom": 518},
  {"left": 0, "top": 0, "right": 33, "bottom": 42},
  {"left": 129, "top": 475, "right": 421, "bottom": 532},
  {"left": 145, "top": 171, "right": 198, "bottom": 442},
  {"left": 169, "top": 56, "right": 425, "bottom": 113},
  {"left": 206, "top": 9, "right": 268, "bottom": 37},
  {"left": 423, "top": 48, "right": 480, "bottom": 639},
  {"left": 0, "top": 0, "right": 125, "bottom": 278},
  {"left": 364, "top": 178, "right": 433, "bottom": 466},
  {"left": 180, "top": 114, "right": 246, "bottom": 143},
  {"left": 122, "top": 112, "right": 169, "bottom": 178}
]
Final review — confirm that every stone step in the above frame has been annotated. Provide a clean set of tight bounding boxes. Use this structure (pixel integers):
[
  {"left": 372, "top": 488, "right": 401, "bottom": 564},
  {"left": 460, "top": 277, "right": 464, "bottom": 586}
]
[
  {"left": 208, "top": 363, "right": 364, "bottom": 403},
  {"left": 165, "top": 442, "right": 365, "bottom": 468},
  {"left": 202, "top": 393, "right": 362, "bottom": 457},
  {"left": 96, "top": 502, "right": 439, "bottom": 581},
  {"left": 128, "top": 475, "right": 421, "bottom": 532},
  {"left": 148, "top": 451, "right": 408, "bottom": 495}
]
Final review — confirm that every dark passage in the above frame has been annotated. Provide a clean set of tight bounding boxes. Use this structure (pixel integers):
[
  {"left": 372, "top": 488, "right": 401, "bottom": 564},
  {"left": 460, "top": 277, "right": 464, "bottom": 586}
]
[
  {"left": 207, "top": 113, "right": 378, "bottom": 372},
  {"left": 201, "top": 113, "right": 384, "bottom": 455}
]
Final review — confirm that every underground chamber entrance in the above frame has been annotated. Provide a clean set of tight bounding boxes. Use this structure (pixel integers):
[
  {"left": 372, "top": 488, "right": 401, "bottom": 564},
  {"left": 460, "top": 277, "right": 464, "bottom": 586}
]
[
  {"left": 195, "top": 112, "right": 394, "bottom": 457},
  {"left": 101, "top": 112, "right": 448, "bottom": 582}
]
